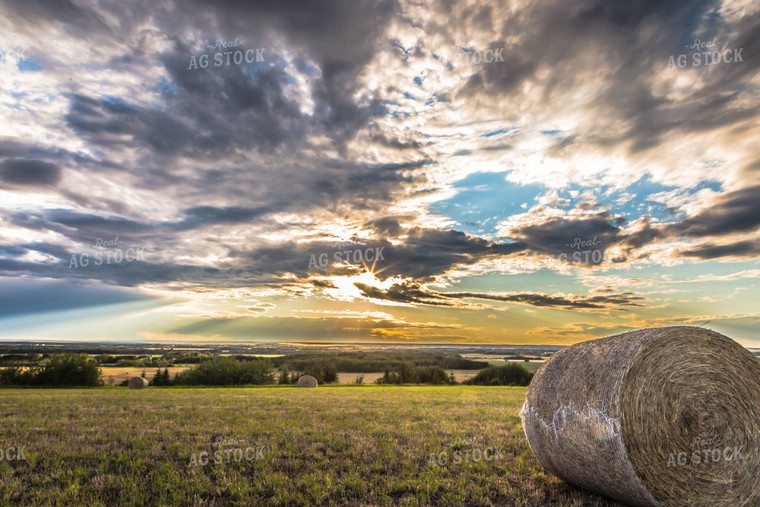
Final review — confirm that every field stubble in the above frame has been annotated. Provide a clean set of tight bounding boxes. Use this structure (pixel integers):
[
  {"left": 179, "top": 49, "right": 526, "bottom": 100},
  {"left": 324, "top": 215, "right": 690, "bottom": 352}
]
[{"left": 0, "top": 386, "right": 619, "bottom": 506}]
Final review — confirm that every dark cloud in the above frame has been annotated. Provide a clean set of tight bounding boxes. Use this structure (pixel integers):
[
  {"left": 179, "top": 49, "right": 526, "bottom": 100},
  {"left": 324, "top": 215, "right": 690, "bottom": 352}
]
[
  {"left": 667, "top": 184, "right": 760, "bottom": 238},
  {"left": 444, "top": 0, "right": 757, "bottom": 153},
  {"left": 0, "top": 159, "right": 61, "bottom": 186},
  {"left": 0, "top": 251, "right": 224, "bottom": 289},
  {"left": 368, "top": 216, "right": 407, "bottom": 237},
  {"left": 447, "top": 291, "right": 645, "bottom": 309},
  {"left": 681, "top": 239, "right": 760, "bottom": 259},
  {"left": 10, "top": 210, "right": 154, "bottom": 246},
  {"left": 51, "top": 0, "right": 399, "bottom": 159},
  {"left": 355, "top": 282, "right": 451, "bottom": 306},
  {"left": 0, "top": 223, "right": 527, "bottom": 289},
  {"left": 171, "top": 205, "right": 275, "bottom": 231},
  {"left": 362, "top": 227, "right": 526, "bottom": 280},
  {"left": 354, "top": 281, "right": 645, "bottom": 309},
  {"left": 507, "top": 216, "right": 622, "bottom": 264},
  {"left": 609, "top": 185, "right": 760, "bottom": 261}
]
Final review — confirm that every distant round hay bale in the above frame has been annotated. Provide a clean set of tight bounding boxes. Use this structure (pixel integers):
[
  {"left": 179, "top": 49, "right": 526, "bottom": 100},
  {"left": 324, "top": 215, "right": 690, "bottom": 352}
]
[
  {"left": 128, "top": 376, "right": 149, "bottom": 389},
  {"left": 521, "top": 326, "right": 760, "bottom": 507},
  {"left": 297, "top": 375, "right": 318, "bottom": 388}
]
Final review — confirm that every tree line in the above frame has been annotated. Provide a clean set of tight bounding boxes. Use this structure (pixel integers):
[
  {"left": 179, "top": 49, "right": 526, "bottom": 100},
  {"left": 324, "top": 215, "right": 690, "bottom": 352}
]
[
  {"left": 272, "top": 352, "right": 488, "bottom": 373},
  {"left": 0, "top": 353, "right": 533, "bottom": 387},
  {"left": 0, "top": 354, "right": 101, "bottom": 386}
]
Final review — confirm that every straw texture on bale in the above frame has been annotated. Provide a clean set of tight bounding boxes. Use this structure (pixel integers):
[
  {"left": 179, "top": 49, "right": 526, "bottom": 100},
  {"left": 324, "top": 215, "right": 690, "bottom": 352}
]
[
  {"left": 521, "top": 326, "right": 760, "bottom": 507},
  {"left": 297, "top": 375, "right": 318, "bottom": 388},
  {"left": 128, "top": 376, "right": 149, "bottom": 389}
]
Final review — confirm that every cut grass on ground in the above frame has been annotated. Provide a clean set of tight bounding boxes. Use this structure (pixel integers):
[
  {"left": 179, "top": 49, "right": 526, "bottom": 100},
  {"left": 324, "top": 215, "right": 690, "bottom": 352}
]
[{"left": 0, "top": 386, "right": 620, "bottom": 506}]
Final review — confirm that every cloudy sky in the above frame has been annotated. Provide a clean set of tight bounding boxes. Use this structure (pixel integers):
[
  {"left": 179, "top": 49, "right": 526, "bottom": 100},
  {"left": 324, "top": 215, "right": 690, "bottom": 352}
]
[{"left": 1, "top": 0, "right": 759, "bottom": 346}]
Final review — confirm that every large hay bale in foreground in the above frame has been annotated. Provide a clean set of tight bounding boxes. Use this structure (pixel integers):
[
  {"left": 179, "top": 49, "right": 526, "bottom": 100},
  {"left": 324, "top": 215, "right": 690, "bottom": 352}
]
[
  {"left": 128, "top": 376, "right": 149, "bottom": 389},
  {"left": 297, "top": 375, "right": 318, "bottom": 388},
  {"left": 521, "top": 326, "right": 760, "bottom": 507}
]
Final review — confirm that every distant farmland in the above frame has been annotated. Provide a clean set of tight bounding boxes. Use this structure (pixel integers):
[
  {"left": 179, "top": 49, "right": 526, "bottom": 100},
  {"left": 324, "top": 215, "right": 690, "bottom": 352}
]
[
  {"left": 0, "top": 386, "right": 618, "bottom": 506},
  {"left": 99, "top": 366, "right": 191, "bottom": 385}
]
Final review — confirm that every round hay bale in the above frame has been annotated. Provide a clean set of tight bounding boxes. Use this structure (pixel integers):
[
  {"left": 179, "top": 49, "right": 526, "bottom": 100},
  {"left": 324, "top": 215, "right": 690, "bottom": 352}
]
[
  {"left": 128, "top": 376, "right": 149, "bottom": 389},
  {"left": 521, "top": 326, "right": 760, "bottom": 507},
  {"left": 297, "top": 375, "right": 318, "bottom": 388}
]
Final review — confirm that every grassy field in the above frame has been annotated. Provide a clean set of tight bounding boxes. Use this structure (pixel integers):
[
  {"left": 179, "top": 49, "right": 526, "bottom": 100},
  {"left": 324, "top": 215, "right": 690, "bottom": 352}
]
[{"left": 0, "top": 386, "right": 620, "bottom": 506}]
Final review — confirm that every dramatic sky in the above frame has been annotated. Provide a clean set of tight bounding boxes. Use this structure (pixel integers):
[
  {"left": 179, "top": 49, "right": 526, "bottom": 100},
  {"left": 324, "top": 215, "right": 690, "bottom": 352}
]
[{"left": 1, "top": 0, "right": 759, "bottom": 346}]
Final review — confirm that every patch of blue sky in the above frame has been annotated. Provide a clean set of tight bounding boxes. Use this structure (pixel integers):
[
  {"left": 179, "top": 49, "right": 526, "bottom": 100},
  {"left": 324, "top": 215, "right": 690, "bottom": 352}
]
[
  {"left": 420, "top": 93, "right": 447, "bottom": 106},
  {"left": 482, "top": 128, "right": 510, "bottom": 138},
  {"left": 279, "top": 73, "right": 295, "bottom": 84},
  {"left": 552, "top": 175, "right": 721, "bottom": 223},
  {"left": 541, "top": 129, "right": 561, "bottom": 135},
  {"left": 430, "top": 172, "right": 545, "bottom": 237},
  {"left": 246, "top": 56, "right": 279, "bottom": 75},
  {"left": 158, "top": 78, "right": 181, "bottom": 97},
  {"left": 17, "top": 58, "right": 41, "bottom": 71}
]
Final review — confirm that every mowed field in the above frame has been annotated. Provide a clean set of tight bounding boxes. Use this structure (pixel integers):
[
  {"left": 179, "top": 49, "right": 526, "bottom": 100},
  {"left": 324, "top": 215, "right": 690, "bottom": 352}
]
[
  {"left": 100, "top": 367, "right": 191, "bottom": 385},
  {"left": 0, "top": 386, "right": 619, "bottom": 506}
]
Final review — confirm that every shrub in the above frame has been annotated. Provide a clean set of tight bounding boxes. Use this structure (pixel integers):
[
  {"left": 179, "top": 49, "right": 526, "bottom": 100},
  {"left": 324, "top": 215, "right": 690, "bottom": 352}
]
[
  {"left": 302, "top": 363, "right": 338, "bottom": 384},
  {"left": 172, "top": 357, "right": 275, "bottom": 386},
  {"left": 150, "top": 368, "right": 171, "bottom": 386},
  {"left": 375, "top": 365, "right": 456, "bottom": 385},
  {"left": 35, "top": 354, "right": 102, "bottom": 386},
  {"left": 416, "top": 365, "right": 453, "bottom": 385},
  {"left": 0, "top": 354, "right": 102, "bottom": 386},
  {"left": 464, "top": 364, "right": 533, "bottom": 386}
]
